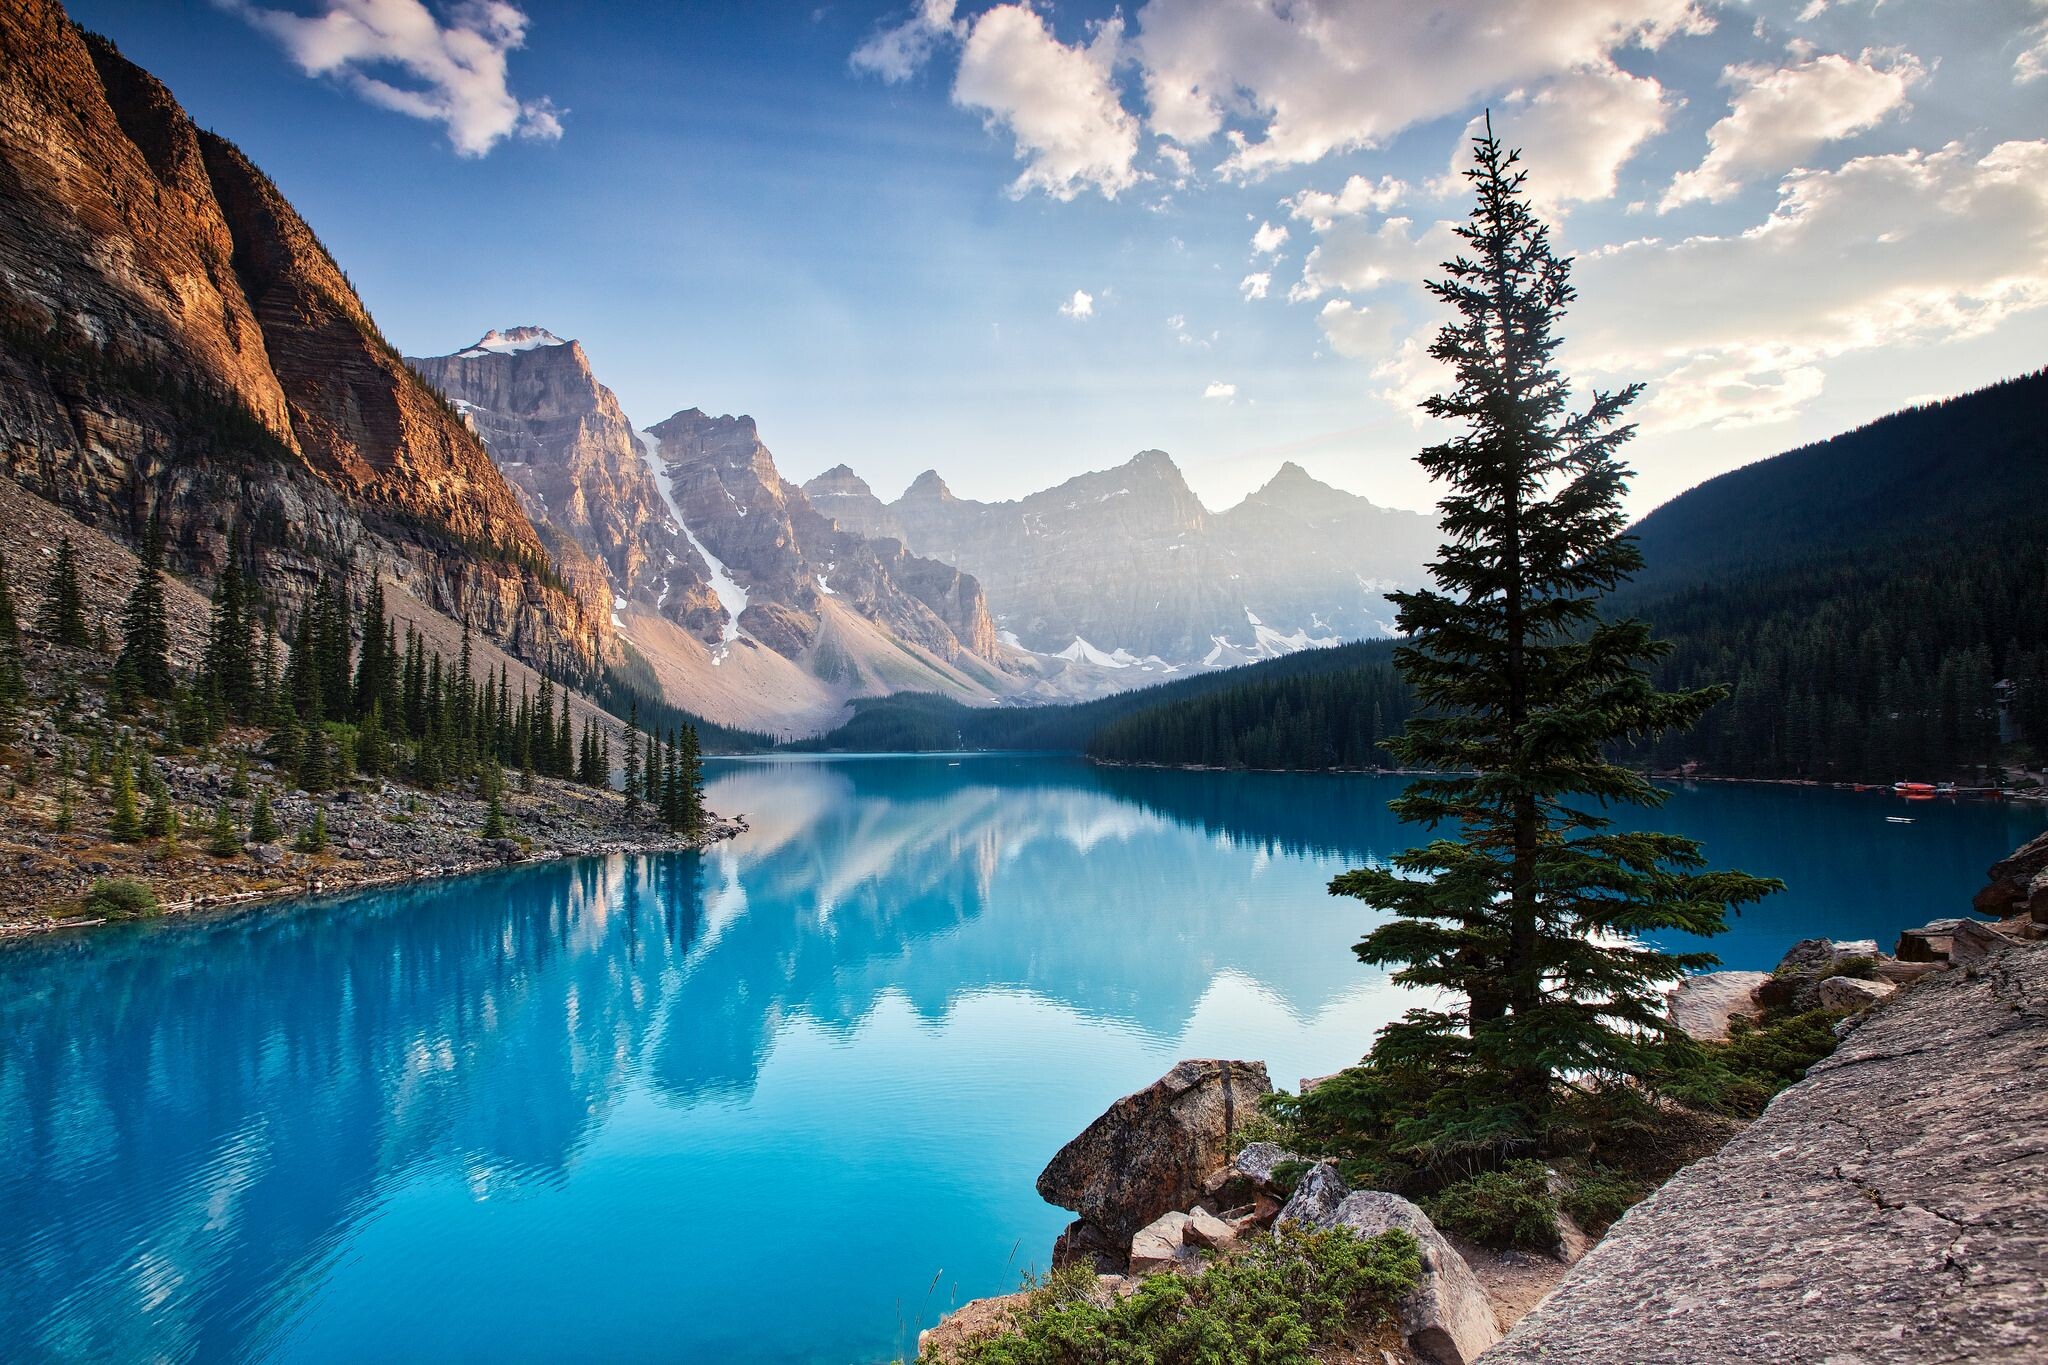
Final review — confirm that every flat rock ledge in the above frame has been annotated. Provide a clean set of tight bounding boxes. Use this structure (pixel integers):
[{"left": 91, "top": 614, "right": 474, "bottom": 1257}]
[{"left": 1481, "top": 938, "right": 2048, "bottom": 1364}]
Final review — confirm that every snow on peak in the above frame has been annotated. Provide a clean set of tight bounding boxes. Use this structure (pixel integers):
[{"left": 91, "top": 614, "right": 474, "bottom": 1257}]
[
  {"left": 456, "top": 327, "right": 568, "bottom": 357},
  {"left": 1056, "top": 637, "right": 1130, "bottom": 668},
  {"left": 634, "top": 428, "right": 751, "bottom": 657}
]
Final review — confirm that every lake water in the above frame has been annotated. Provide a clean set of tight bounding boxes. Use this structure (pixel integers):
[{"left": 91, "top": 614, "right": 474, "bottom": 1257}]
[{"left": 2, "top": 756, "right": 2039, "bottom": 1363}]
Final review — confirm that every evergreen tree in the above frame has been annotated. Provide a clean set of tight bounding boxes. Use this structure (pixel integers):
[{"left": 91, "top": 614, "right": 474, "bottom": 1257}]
[
  {"left": 358, "top": 703, "right": 388, "bottom": 779},
  {"left": 108, "top": 750, "right": 141, "bottom": 842},
  {"left": 481, "top": 787, "right": 508, "bottom": 840},
  {"left": 623, "top": 699, "right": 643, "bottom": 810},
  {"left": 143, "top": 763, "right": 178, "bottom": 843},
  {"left": 1330, "top": 122, "right": 1779, "bottom": 1168},
  {"left": 39, "top": 536, "right": 90, "bottom": 649},
  {"left": 295, "top": 807, "right": 328, "bottom": 853},
  {"left": 229, "top": 752, "right": 251, "bottom": 798},
  {"left": 200, "top": 527, "right": 256, "bottom": 719},
  {"left": 676, "top": 724, "right": 704, "bottom": 834},
  {"left": 249, "top": 788, "right": 281, "bottom": 843},
  {"left": 114, "top": 513, "right": 175, "bottom": 702},
  {"left": 354, "top": 581, "right": 389, "bottom": 720},
  {"left": 208, "top": 804, "right": 242, "bottom": 857},
  {"left": 0, "top": 547, "right": 25, "bottom": 705},
  {"left": 300, "top": 724, "right": 332, "bottom": 793}
]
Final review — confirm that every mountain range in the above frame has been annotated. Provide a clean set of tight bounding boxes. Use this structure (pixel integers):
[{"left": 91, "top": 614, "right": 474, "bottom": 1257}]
[
  {"left": 0, "top": 2, "right": 1439, "bottom": 739},
  {"left": 802, "top": 456, "right": 1437, "bottom": 665},
  {"left": 408, "top": 325, "right": 1442, "bottom": 732}
]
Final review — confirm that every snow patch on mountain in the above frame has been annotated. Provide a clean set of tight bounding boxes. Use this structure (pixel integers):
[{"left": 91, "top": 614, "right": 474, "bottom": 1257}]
[
  {"left": 456, "top": 326, "right": 567, "bottom": 357},
  {"left": 635, "top": 428, "right": 750, "bottom": 656}
]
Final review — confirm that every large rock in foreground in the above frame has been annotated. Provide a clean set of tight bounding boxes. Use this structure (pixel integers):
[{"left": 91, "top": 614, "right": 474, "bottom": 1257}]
[
  {"left": 1666, "top": 970, "right": 1767, "bottom": 1042},
  {"left": 1037, "top": 1059, "right": 1271, "bottom": 1246},
  {"left": 1483, "top": 939, "right": 2048, "bottom": 1363},
  {"left": 1975, "top": 829, "right": 2048, "bottom": 923},
  {"left": 1279, "top": 1163, "right": 1501, "bottom": 1365}
]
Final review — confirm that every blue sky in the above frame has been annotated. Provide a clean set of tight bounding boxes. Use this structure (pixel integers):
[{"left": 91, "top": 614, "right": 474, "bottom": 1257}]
[{"left": 71, "top": 1, "right": 2048, "bottom": 516}]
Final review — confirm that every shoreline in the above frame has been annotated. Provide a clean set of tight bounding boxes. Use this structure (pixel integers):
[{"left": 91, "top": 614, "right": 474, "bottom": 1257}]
[{"left": 0, "top": 815, "right": 746, "bottom": 943}]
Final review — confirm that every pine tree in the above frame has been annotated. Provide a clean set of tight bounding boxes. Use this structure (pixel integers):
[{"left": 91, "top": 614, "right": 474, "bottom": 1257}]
[
  {"left": 677, "top": 724, "right": 704, "bottom": 834},
  {"left": 1329, "top": 121, "right": 1780, "bottom": 1169},
  {"left": 299, "top": 724, "right": 332, "bottom": 793},
  {"left": 0, "top": 547, "right": 25, "bottom": 705},
  {"left": 358, "top": 703, "right": 387, "bottom": 779},
  {"left": 108, "top": 751, "right": 141, "bottom": 842},
  {"left": 249, "top": 787, "right": 281, "bottom": 843},
  {"left": 208, "top": 804, "right": 242, "bottom": 857},
  {"left": 481, "top": 787, "right": 508, "bottom": 839},
  {"left": 114, "top": 513, "right": 175, "bottom": 702},
  {"left": 230, "top": 752, "right": 251, "bottom": 798},
  {"left": 295, "top": 807, "right": 328, "bottom": 853},
  {"left": 201, "top": 529, "right": 256, "bottom": 720},
  {"left": 39, "top": 536, "right": 90, "bottom": 649},
  {"left": 623, "top": 699, "right": 642, "bottom": 810}
]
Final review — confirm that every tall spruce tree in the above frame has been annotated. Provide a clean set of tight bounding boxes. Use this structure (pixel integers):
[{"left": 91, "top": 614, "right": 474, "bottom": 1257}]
[
  {"left": 40, "top": 536, "right": 91, "bottom": 649},
  {"left": 623, "top": 700, "right": 642, "bottom": 810},
  {"left": 1330, "top": 122, "right": 1779, "bottom": 1168},
  {"left": 114, "top": 513, "right": 175, "bottom": 702},
  {"left": 200, "top": 528, "right": 255, "bottom": 719}
]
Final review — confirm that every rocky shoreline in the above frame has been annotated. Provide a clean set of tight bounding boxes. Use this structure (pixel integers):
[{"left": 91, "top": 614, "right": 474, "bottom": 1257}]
[
  {"left": 918, "top": 832, "right": 2048, "bottom": 1364},
  {"left": 0, "top": 721, "right": 744, "bottom": 940}
]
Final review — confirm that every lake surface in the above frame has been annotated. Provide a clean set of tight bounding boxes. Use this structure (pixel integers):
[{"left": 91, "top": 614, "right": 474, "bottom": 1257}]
[{"left": 2, "top": 756, "right": 2039, "bottom": 1363}]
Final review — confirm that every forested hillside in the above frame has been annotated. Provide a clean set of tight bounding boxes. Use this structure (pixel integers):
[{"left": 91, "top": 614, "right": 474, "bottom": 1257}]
[
  {"left": 828, "top": 373, "right": 2048, "bottom": 782},
  {"left": 1622, "top": 371, "right": 2048, "bottom": 781}
]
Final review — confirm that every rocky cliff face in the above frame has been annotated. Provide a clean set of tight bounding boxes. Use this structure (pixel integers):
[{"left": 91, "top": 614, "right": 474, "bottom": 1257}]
[
  {"left": 643, "top": 409, "right": 1001, "bottom": 668},
  {"left": 0, "top": 2, "right": 605, "bottom": 672},
  {"left": 802, "top": 453, "right": 1436, "bottom": 666},
  {"left": 409, "top": 329, "right": 729, "bottom": 646}
]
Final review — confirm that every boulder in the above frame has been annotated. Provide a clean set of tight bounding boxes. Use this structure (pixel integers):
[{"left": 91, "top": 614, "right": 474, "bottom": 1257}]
[
  {"left": 1128, "top": 1211, "right": 1195, "bottom": 1275},
  {"left": 1037, "top": 1059, "right": 1272, "bottom": 1245},
  {"left": 1973, "top": 829, "right": 2048, "bottom": 922},
  {"left": 1950, "top": 917, "right": 2021, "bottom": 967},
  {"left": 1817, "top": 974, "right": 1897, "bottom": 1010},
  {"left": 1232, "top": 1140, "right": 1303, "bottom": 1191},
  {"left": 918, "top": 1292, "right": 1029, "bottom": 1363},
  {"left": 1183, "top": 1207, "right": 1238, "bottom": 1253},
  {"left": 1279, "top": 1168, "right": 1501, "bottom": 1365},
  {"left": 1897, "top": 919, "right": 1966, "bottom": 963},
  {"left": 251, "top": 843, "right": 285, "bottom": 867},
  {"left": 1050, "top": 1217, "right": 1125, "bottom": 1275},
  {"left": 1666, "top": 970, "right": 1768, "bottom": 1042},
  {"left": 1873, "top": 958, "right": 1946, "bottom": 985}
]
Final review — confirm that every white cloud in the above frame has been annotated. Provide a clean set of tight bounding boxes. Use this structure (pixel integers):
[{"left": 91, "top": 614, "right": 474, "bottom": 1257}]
[
  {"left": 850, "top": 0, "right": 961, "bottom": 82},
  {"left": 1203, "top": 380, "right": 1238, "bottom": 399},
  {"left": 220, "top": 0, "right": 562, "bottom": 156},
  {"left": 2020, "top": 3, "right": 2048, "bottom": 83},
  {"left": 1442, "top": 62, "right": 1672, "bottom": 210},
  {"left": 1250, "top": 220, "right": 1290, "bottom": 254},
  {"left": 1284, "top": 174, "right": 1408, "bottom": 230},
  {"left": 952, "top": 7, "right": 1142, "bottom": 200},
  {"left": 1134, "top": 0, "right": 1712, "bottom": 179},
  {"left": 1240, "top": 271, "right": 1271, "bottom": 300},
  {"left": 1292, "top": 214, "right": 1461, "bottom": 303},
  {"left": 1660, "top": 50, "right": 1922, "bottom": 210},
  {"left": 1316, "top": 299, "right": 1397, "bottom": 358},
  {"left": 1059, "top": 289, "right": 1096, "bottom": 319},
  {"left": 1579, "top": 140, "right": 2048, "bottom": 429},
  {"left": 1157, "top": 142, "right": 1195, "bottom": 185}
]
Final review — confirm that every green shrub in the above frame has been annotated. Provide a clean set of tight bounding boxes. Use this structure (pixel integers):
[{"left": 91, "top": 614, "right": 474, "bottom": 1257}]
[
  {"left": 1558, "top": 1165, "right": 1647, "bottom": 1235},
  {"left": 1820, "top": 956, "right": 1878, "bottom": 982},
  {"left": 930, "top": 1224, "right": 1420, "bottom": 1365},
  {"left": 83, "top": 877, "right": 159, "bottom": 920},
  {"left": 1422, "top": 1160, "right": 1559, "bottom": 1251},
  {"left": 1651, "top": 1009, "right": 1847, "bottom": 1118}
]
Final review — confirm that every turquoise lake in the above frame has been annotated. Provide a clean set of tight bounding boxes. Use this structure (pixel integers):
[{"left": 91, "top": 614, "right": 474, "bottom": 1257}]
[{"left": 2, "top": 756, "right": 2041, "bottom": 1363}]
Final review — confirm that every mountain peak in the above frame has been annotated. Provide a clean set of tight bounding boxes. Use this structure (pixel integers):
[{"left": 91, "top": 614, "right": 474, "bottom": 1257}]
[
  {"left": 1125, "top": 449, "right": 1179, "bottom": 474},
  {"left": 804, "top": 464, "right": 873, "bottom": 497},
  {"left": 454, "top": 326, "right": 569, "bottom": 358},
  {"left": 904, "top": 469, "right": 953, "bottom": 501}
]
